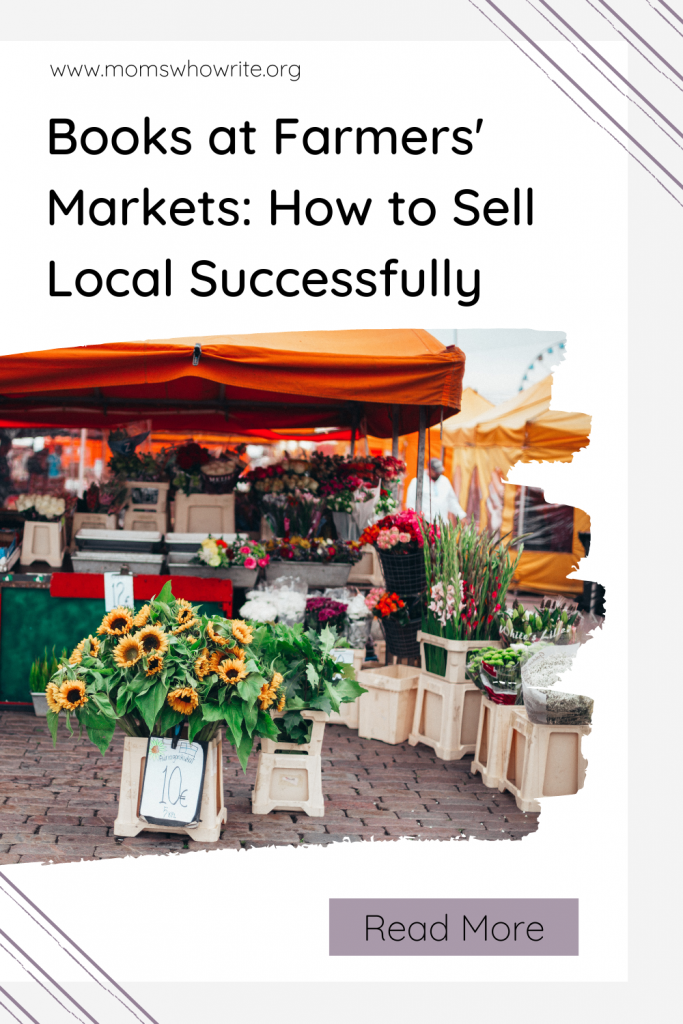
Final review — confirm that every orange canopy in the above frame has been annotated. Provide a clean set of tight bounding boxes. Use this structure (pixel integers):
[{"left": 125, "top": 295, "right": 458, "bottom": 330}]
[{"left": 0, "top": 329, "right": 464, "bottom": 439}]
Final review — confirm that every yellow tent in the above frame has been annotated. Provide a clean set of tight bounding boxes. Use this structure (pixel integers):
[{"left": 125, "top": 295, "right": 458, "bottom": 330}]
[{"left": 442, "top": 376, "right": 592, "bottom": 596}]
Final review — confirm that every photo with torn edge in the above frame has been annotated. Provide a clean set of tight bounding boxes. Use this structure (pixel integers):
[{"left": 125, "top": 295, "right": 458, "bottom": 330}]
[{"left": 0, "top": 327, "right": 602, "bottom": 863}]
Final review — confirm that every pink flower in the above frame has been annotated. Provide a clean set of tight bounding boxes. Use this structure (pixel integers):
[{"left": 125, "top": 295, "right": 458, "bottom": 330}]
[
  {"left": 258, "top": 557, "right": 269, "bottom": 567},
  {"left": 244, "top": 556, "right": 257, "bottom": 569},
  {"left": 398, "top": 532, "right": 411, "bottom": 543},
  {"left": 239, "top": 545, "right": 251, "bottom": 555}
]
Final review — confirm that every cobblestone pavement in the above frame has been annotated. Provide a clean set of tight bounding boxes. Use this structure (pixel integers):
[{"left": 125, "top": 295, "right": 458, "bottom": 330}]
[{"left": 0, "top": 708, "right": 539, "bottom": 864}]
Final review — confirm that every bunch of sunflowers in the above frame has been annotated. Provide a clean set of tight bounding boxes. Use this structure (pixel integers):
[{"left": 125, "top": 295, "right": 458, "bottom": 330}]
[{"left": 45, "top": 581, "right": 285, "bottom": 770}]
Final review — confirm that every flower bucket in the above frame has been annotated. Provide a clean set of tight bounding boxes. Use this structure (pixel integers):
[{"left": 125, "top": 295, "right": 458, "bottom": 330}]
[
  {"left": 378, "top": 549, "right": 426, "bottom": 596},
  {"left": 418, "top": 632, "right": 503, "bottom": 684},
  {"left": 381, "top": 617, "right": 421, "bottom": 660},
  {"left": 332, "top": 511, "right": 360, "bottom": 541},
  {"left": 30, "top": 692, "right": 48, "bottom": 717}
]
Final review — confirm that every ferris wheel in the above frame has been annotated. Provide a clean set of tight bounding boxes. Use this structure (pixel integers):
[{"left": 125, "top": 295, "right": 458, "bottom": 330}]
[{"left": 519, "top": 340, "right": 566, "bottom": 391}]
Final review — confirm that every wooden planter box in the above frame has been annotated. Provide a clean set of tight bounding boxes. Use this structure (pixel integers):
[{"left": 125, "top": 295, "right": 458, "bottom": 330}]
[
  {"left": 174, "top": 493, "right": 235, "bottom": 534},
  {"left": 357, "top": 664, "right": 420, "bottom": 745},
  {"left": 500, "top": 707, "right": 591, "bottom": 813},
  {"left": 327, "top": 648, "right": 366, "bottom": 728},
  {"left": 125, "top": 480, "right": 170, "bottom": 514},
  {"left": 252, "top": 710, "right": 327, "bottom": 817},
  {"left": 114, "top": 735, "right": 227, "bottom": 842},
  {"left": 409, "top": 675, "right": 483, "bottom": 760},
  {"left": 123, "top": 508, "right": 168, "bottom": 532},
  {"left": 21, "top": 519, "right": 66, "bottom": 568},
  {"left": 472, "top": 696, "right": 518, "bottom": 789},
  {"left": 70, "top": 512, "right": 118, "bottom": 551},
  {"left": 347, "top": 545, "right": 384, "bottom": 587},
  {"left": 265, "top": 561, "right": 351, "bottom": 588},
  {"left": 418, "top": 632, "right": 502, "bottom": 684}
]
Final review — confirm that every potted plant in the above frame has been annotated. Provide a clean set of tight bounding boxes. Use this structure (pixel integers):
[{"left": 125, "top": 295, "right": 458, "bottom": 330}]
[
  {"left": 169, "top": 535, "right": 270, "bottom": 585},
  {"left": 250, "top": 622, "right": 366, "bottom": 816},
  {"left": 17, "top": 493, "right": 68, "bottom": 567},
  {"left": 265, "top": 535, "right": 362, "bottom": 587},
  {"left": 29, "top": 647, "right": 64, "bottom": 716},
  {"left": 45, "top": 582, "right": 288, "bottom": 841}
]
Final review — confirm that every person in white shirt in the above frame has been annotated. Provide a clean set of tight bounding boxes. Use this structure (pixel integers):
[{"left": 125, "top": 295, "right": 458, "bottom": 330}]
[{"left": 405, "top": 458, "right": 466, "bottom": 525}]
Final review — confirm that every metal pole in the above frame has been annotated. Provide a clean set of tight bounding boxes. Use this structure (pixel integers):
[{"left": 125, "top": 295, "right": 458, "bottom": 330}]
[
  {"left": 350, "top": 424, "right": 356, "bottom": 456},
  {"left": 392, "top": 405, "right": 400, "bottom": 458},
  {"left": 415, "top": 407, "right": 427, "bottom": 514},
  {"left": 517, "top": 484, "right": 526, "bottom": 541}
]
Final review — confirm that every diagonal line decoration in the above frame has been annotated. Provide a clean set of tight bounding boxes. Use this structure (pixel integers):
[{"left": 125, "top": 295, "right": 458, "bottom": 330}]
[
  {"left": 467, "top": 0, "right": 683, "bottom": 207},
  {"left": 0, "top": 873, "right": 158, "bottom": 1024}
]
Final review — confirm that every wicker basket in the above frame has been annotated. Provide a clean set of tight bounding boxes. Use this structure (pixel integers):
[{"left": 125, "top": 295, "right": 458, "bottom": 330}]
[
  {"left": 378, "top": 549, "right": 426, "bottom": 596},
  {"left": 381, "top": 617, "right": 421, "bottom": 659}
]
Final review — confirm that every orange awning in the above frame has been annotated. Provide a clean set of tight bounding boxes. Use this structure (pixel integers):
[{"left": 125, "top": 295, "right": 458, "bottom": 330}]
[{"left": 0, "top": 329, "right": 464, "bottom": 438}]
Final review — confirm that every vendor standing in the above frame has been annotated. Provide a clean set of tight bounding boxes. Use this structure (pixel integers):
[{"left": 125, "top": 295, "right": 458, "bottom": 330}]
[{"left": 405, "top": 458, "right": 466, "bottom": 525}]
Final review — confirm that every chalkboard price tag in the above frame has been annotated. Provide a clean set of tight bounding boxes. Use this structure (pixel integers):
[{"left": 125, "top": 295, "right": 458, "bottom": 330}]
[
  {"left": 104, "top": 571, "right": 134, "bottom": 612},
  {"left": 139, "top": 736, "right": 208, "bottom": 828}
]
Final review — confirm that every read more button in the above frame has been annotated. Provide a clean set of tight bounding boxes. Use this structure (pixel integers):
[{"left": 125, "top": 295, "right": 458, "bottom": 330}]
[{"left": 329, "top": 899, "right": 578, "bottom": 956}]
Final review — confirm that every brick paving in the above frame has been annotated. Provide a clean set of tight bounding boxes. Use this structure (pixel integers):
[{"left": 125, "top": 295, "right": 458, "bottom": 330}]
[{"left": 0, "top": 708, "right": 539, "bottom": 864}]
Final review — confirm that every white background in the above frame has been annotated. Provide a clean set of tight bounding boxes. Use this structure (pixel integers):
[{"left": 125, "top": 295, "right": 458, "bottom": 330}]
[{"left": 0, "top": 38, "right": 627, "bottom": 992}]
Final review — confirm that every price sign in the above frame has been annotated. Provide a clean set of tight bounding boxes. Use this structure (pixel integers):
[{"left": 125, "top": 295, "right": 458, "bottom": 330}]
[
  {"left": 104, "top": 571, "right": 134, "bottom": 611},
  {"left": 331, "top": 647, "right": 355, "bottom": 681},
  {"left": 138, "top": 736, "right": 207, "bottom": 828}
]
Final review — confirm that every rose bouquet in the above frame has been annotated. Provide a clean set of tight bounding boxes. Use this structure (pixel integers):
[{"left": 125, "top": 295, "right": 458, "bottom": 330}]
[
  {"left": 304, "top": 597, "right": 348, "bottom": 634},
  {"left": 194, "top": 535, "right": 269, "bottom": 572},
  {"left": 365, "top": 588, "right": 410, "bottom": 626},
  {"left": 360, "top": 510, "right": 424, "bottom": 554},
  {"left": 45, "top": 581, "right": 284, "bottom": 770}
]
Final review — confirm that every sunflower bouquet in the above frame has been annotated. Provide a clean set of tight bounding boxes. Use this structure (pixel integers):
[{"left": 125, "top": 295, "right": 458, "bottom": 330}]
[{"left": 45, "top": 581, "right": 285, "bottom": 770}]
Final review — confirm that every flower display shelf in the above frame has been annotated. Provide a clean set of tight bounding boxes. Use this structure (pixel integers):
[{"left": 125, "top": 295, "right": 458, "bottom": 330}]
[
  {"left": 71, "top": 551, "right": 165, "bottom": 574},
  {"left": 21, "top": 519, "right": 66, "bottom": 568},
  {"left": 173, "top": 492, "right": 235, "bottom": 534},
  {"left": 123, "top": 509, "right": 168, "bottom": 533},
  {"left": 265, "top": 561, "right": 351, "bottom": 588},
  {"left": 409, "top": 676, "right": 482, "bottom": 761},
  {"left": 471, "top": 696, "right": 519, "bottom": 789},
  {"left": 167, "top": 562, "right": 258, "bottom": 587},
  {"left": 70, "top": 512, "right": 118, "bottom": 551},
  {"left": 327, "top": 648, "right": 366, "bottom": 728},
  {"left": 357, "top": 664, "right": 420, "bottom": 745},
  {"left": 165, "top": 532, "right": 243, "bottom": 563},
  {"left": 500, "top": 707, "right": 591, "bottom": 813},
  {"left": 251, "top": 710, "right": 328, "bottom": 817},
  {"left": 418, "top": 632, "right": 502, "bottom": 684},
  {"left": 114, "top": 735, "right": 227, "bottom": 842},
  {"left": 347, "top": 545, "right": 384, "bottom": 587},
  {"left": 124, "top": 479, "right": 170, "bottom": 514}
]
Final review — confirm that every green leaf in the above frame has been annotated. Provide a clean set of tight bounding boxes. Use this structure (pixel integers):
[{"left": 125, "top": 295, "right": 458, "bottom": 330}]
[
  {"left": 155, "top": 580, "right": 174, "bottom": 605},
  {"left": 235, "top": 730, "right": 254, "bottom": 773},
  {"left": 135, "top": 682, "right": 168, "bottom": 733},
  {"left": 256, "top": 710, "right": 279, "bottom": 740},
  {"left": 322, "top": 679, "right": 341, "bottom": 714},
  {"left": 318, "top": 625, "right": 336, "bottom": 658},
  {"left": 187, "top": 710, "right": 206, "bottom": 743},
  {"left": 237, "top": 674, "right": 263, "bottom": 708},
  {"left": 116, "top": 686, "right": 133, "bottom": 716},
  {"left": 305, "top": 663, "right": 320, "bottom": 688},
  {"left": 197, "top": 703, "right": 226, "bottom": 722},
  {"left": 46, "top": 710, "right": 59, "bottom": 746},
  {"left": 309, "top": 694, "right": 332, "bottom": 714},
  {"left": 333, "top": 675, "right": 367, "bottom": 703},
  {"left": 223, "top": 703, "right": 244, "bottom": 747},
  {"left": 243, "top": 701, "right": 259, "bottom": 737},
  {"left": 84, "top": 716, "right": 116, "bottom": 755}
]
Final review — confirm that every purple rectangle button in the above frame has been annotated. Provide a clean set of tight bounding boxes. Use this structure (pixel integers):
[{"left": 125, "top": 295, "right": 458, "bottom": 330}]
[{"left": 329, "top": 899, "right": 578, "bottom": 955}]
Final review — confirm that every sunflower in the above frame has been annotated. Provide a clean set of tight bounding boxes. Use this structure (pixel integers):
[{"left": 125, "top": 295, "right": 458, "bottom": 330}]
[
  {"left": 175, "top": 599, "right": 195, "bottom": 625},
  {"left": 46, "top": 682, "right": 63, "bottom": 714},
  {"left": 145, "top": 655, "right": 164, "bottom": 677},
  {"left": 135, "top": 625, "right": 169, "bottom": 656},
  {"left": 231, "top": 644, "right": 246, "bottom": 662},
  {"left": 97, "top": 606, "right": 133, "bottom": 636},
  {"left": 258, "top": 678, "right": 280, "bottom": 710},
  {"left": 167, "top": 687, "right": 199, "bottom": 715},
  {"left": 217, "top": 658, "right": 248, "bottom": 685},
  {"left": 194, "top": 648, "right": 211, "bottom": 679},
  {"left": 69, "top": 635, "right": 100, "bottom": 665},
  {"left": 231, "top": 620, "right": 254, "bottom": 646},
  {"left": 133, "top": 604, "right": 151, "bottom": 628},
  {"left": 113, "top": 635, "right": 143, "bottom": 669},
  {"left": 271, "top": 671, "right": 284, "bottom": 688},
  {"left": 58, "top": 679, "right": 88, "bottom": 711},
  {"left": 206, "top": 621, "right": 229, "bottom": 646},
  {"left": 276, "top": 692, "right": 286, "bottom": 713},
  {"left": 172, "top": 618, "right": 198, "bottom": 635}
]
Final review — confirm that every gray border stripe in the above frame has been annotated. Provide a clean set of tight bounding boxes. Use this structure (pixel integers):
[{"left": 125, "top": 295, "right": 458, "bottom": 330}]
[
  {"left": 479, "top": 0, "right": 683, "bottom": 191},
  {"left": 0, "top": 874, "right": 158, "bottom": 1024},
  {"left": 0, "top": 987, "right": 40, "bottom": 1024}
]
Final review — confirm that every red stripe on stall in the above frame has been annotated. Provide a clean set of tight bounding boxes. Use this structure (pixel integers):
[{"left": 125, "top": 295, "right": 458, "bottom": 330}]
[{"left": 49, "top": 573, "right": 233, "bottom": 616}]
